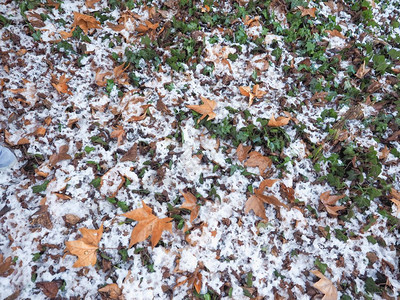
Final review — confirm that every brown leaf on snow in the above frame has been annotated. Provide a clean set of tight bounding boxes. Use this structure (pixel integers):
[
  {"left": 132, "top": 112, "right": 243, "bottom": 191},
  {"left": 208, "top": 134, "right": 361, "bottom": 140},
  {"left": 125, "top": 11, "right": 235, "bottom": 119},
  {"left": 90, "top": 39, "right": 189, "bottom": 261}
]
[
  {"left": 0, "top": 254, "right": 14, "bottom": 277},
  {"left": 121, "top": 143, "right": 138, "bottom": 162},
  {"left": 244, "top": 151, "right": 272, "bottom": 175},
  {"left": 390, "top": 188, "right": 400, "bottom": 216},
  {"left": 65, "top": 223, "right": 103, "bottom": 268},
  {"left": 95, "top": 69, "right": 113, "bottom": 87},
  {"left": 239, "top": 84, "right": 266, "bottom": 106},
  {"left": 256, "top": 193, "right": 289, "bottom": 210},
  {"left": 98, "top": 283, "right": 124, "bottom": 299},
  {"left": 355, "top": 61, "right": 371, "bottom": 79},
  {"left": 113, "top": 63, "right": 130, "bottom": 85},
  {"left": 268, "top": 114, "right": 291, "bottom": 127},
  {"left": 49, "top": 145, "right": 71, "bottom": 167},
  {"left": 51, "top": 74, "right": 72, "bottom": 95},
  {"left": 122, "top": 201, "right": 173, "bottom": 248},
  {"left": 186, "top": 96, "right": 217, "bottom": 122},
  {"left": 236, "top": 143, "right": 252, "bottom": 162},
  {"left": 176, "top": 268, "right": 203, "bottom": 294},
  {"left": 36, "top": 281, "right": 59, "bottom": 298},
  {"left": 310, "top": 270, "right": 338, "bottom": 300},
  {"left": 180, "top": 191, "right": 200, "bottom": 223},
  {"left": 110, "top": 125, "right": 125, "bottom": 146},
  {"left": 245, "top": 195, "right": 268, "bottom": 220},
  {"left": 326, "top": 29, "right": 346, "bottom": 39},
  {"left": 30, "top": 205, "right": 53, "bottom": 229},
  {"left": 127, "top": 104, "right": 151, "bottom": 122},
  {"left": 320, "top": 191, "right": 346, "bottom": 217},
  {"left": 71, "top": 12, "right": 101, "bottom": 35},
  {"left": 259, "top": 179, "right": 279, "bottom": 191},
  {"left": 379, "top": 145, "right": 390, "bottom": 160},
  {"left": 85, "top": 0, "right": 101, "bottom": 8},
  {"left": 298, "top": 6, "right": 317, "bottom": 18}
]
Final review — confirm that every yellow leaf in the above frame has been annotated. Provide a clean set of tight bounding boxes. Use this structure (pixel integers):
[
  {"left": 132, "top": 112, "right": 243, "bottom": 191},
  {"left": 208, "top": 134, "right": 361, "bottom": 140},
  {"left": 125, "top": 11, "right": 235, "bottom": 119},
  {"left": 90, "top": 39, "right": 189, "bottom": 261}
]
[{"left": 186, "top": 96, "right": 217, "bottom": 122}]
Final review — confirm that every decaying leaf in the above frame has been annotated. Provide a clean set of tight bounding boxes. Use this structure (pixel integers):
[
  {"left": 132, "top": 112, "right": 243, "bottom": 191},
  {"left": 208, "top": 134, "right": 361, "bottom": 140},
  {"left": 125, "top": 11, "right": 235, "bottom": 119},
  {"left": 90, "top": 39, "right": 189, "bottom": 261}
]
[
  {"left": 49, "top": 144, "right": 71, "bottom": 167},
  {"left": 236, "top": 143, "right": 252, "bottom": 162},
  {"left": 113, "top": 63, "right": 130, "bottom": 85},
  {"left": 65, "top": 223, "right": 103, "bottom": 267},
  {"left": 122, "top": 201, "right": 173, "bottom": 248},
  {"left": 51, "top": 74, "right": 72, "bottom": 95},
  {"left": 86, "top": 0, "right": 101, "bottom": 8},
  {"left": 268, "top": 114, "right": 291, "bottom": 127},
  {"left": 355, "top": 61, "right": 371, "bottom": 79},
  {"left": 320, "top": 191, "right": 346, "bottom": 217},
  {"left": 110, "top": 125, "right": 125, "bottom": 146},
  {"left": 245, "top": 195, "right": 267, "bottom": 220},
  {"left": 30, "top": 205, "right": 53, "bottom": 229},
  {"left": 121, "top": 143, "right": 138, "bottom": 162},
  {"left": 71, "top": 12, "right": 101, "bottom": 34},
  {"left": 326, "top": 29, "right": 345, "bottom": 39},
  {"left": 98, "top": 283, "right": 124, "bottom": 300},
  {"left": 36, "top": 281, "right": 59, "bottom": 298},
  {"left": 186, "top": 96, "right": 217, "bottom": 122},
  {"left": 180, "top": 191, "right": 200, "bottom": 223},
  {"left": 298, "top": 6, "right": 317, "bottom": 17},
  {"left": 259, "top": 179, "right": 279, "bottom": 191},
  {"left": 244, "top": 151, "right": 272, "bottom": 175},
  {"left": 310, "top": 270, "right": 338, "bottom": 300},
  {"left": 239, "top": 84, "right": 266, "bottom": 106},
  {"left": 0, "top": 254, "right": 14, "bottom": 277},
  {"left": 176, "top": 267, "right": 203, "bottom": 294},
  {"left": 390, "top": 188, "right": 400, "bottom": 217}
]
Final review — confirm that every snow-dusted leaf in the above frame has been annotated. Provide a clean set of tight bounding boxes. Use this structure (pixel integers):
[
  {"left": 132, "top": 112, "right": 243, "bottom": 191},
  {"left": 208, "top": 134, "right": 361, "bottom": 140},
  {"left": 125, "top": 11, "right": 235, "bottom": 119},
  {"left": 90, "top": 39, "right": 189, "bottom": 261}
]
[
  {"left": 236, "top": 143, "right": 252, "bottom": 162},
  {"left": 71, "top": 12, "right": 101, "bottom": 34},
  {"left": 244, "top": 151, "right": 272, "bottom": 175},
  {"left": 311, "top": 270, "right": 338, "bottom": 300},
  {"left": 180, "top": 191, "right": 200, "bottom": 223},
  {"left": 51, "top": 74, "right": 72, "bottom": 95}
]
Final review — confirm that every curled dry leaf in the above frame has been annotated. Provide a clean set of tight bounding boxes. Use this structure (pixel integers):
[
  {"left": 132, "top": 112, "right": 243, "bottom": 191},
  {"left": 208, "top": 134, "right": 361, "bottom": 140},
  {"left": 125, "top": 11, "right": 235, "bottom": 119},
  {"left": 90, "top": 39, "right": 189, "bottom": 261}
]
[
  {"left": 186, "top": 96, "right": 217, "bottom": 122},
  {"left": 268, "top": 114, "right": 291, "bottom": 127},
  {"left": 176, "top": 268, "right": 203, "bottom": 294},
  {"left": 98, "top": 283, "right": 124, "bottom": 300},
  {"left": 113, "top": 63, "right": 130, "bottom": 85},
  {"left": 298, "top": 6, "right": 317, "bottom": 17},
  {"left": 65, "top": 223, "right": 103, "bottom": 268},
  {"left": 236, "top": 143, "right": 252, "bottom": 162},
  {"left": 320, "top": 191, "right": 346, "bottom": 217},
  {"left": 244, "top": 151, "right": 272, "bottom": 175},
  {"left": 71, "top": 12, "right": 101, "bottom": 34},
  {"left": 355, "top": 61, "right": 371, "bottom": 79},
  {"left": 122, "top": 201, "right": 173, "bottom": 248},
  {"left": 51, "top": 74, "right": 72, "bottom": 95},
  {"left": 239, "top": 84, "right": 266, "bottom": 106},
  {"left": 180, "top": 191, "right": 200, "bottom": 223},
  {"left": 49, "top": 144, "right": 71, "bottom": 167},
  {"left": 310, "top": 270, "right": 338, "bottom": 300}
]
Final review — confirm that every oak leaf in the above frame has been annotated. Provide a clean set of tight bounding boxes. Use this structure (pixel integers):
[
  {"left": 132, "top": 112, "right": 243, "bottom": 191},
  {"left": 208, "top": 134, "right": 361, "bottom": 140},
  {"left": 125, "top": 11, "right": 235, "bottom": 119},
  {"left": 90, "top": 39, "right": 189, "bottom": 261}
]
[
  {"left": 355, "top": 61, "right": 371, "bottom": 79},
  {"left": 244, "top": 151, "right": 272, "bottom": 175},
  {"left": 320, "top": 191, "right": 346, "bottom": 217},
  {"left": 186, "top": 96, "right": 217, "bottom": 122},
  {"left": 310, "top": 270, "right": 338, "bottom": 300},
  {"left": 298, "top": 6, "right": 317, "bottom": 17},
  {"left": 49, "top": 145, "right": 71, "bottom": 167},
  {"left": 268, "top": 114, "right": 291, "bottom": 127},
  {"left": 51, "top": 74, "right": 72, "bottom": 95},
  {"left": 98, "top": 283, "right": 123, "bottom": 299},
  {"left": 65, "top": 223, "right": 103, "bottom": 268},
  {"left": 122, "top": 201, "right": 173, "bottom": 248},
  {"left": 239, "top": 84, "right": 266, "bottom": 106},
  {"left": 180, "top": 191, "right": 200, "bottom": 223},
  {"left": 236, "top": 143, "right": 252, "bottom": 162},
  {"left": 71, "top": 12, "right": 101, "bottom": 34},
  {"left": 0, "top": 254, "right": 14, "bottom": 277}
]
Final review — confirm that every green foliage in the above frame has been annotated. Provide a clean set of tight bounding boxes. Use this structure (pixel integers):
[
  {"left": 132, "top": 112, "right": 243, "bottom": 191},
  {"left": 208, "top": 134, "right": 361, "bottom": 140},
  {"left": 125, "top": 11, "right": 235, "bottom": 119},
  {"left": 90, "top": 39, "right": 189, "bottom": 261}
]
[{"left": 32, "top": 180, "right": 50, "bottom": 193}]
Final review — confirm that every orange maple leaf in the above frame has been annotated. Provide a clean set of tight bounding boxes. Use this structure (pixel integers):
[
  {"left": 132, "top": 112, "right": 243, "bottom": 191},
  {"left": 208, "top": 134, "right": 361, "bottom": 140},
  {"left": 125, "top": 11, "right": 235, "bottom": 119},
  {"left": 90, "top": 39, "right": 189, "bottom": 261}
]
[
  {"left": 186, "top": 96, "right": 217, "bottom": 122},
  {"left": 52, "top": 74, "right": 72, "bottom": 95},
  {"left": 71, "top": 12, "right": 101, "bottom": 35},
  {"left": 244, "top": 151, "right": 272, "bottom": 175},
  {"left": 122, "top": 201, "right": 173, "bottom": 248},
  {"left": 311, "top": 270, "right": 338, "bottom": 300},
  {"left": 298, "top": 6, "right": 317, "bottom": 17},
  {"left": 65, "top": 223, "right": 103, "bottom": 268},
  {"left": 239, "top": 84, "right": 266, "bottom": 106},
  {"left": 267, "top": 114, "right": 291, "bottom": 127},
  {"left": 180, "top": 191, "right": 200, "bottom": 223},
  {"left": 320, "top": 191, "right": 346, "bottom": 217}
]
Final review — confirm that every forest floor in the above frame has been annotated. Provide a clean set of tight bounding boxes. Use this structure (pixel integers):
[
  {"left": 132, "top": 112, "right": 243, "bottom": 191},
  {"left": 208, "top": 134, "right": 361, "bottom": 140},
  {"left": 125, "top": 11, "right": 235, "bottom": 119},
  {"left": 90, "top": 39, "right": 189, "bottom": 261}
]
[{"left": 0, "top": 0, "right": 400, "bottom": 299}]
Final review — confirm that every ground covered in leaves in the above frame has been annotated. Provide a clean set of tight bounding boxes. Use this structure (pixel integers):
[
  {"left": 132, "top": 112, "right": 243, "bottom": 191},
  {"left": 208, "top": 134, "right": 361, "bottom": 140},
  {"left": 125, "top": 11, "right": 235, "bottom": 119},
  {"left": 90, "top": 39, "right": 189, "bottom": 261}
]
[{"left": 0, "top": 0, "right": 400, "bottom": 299}]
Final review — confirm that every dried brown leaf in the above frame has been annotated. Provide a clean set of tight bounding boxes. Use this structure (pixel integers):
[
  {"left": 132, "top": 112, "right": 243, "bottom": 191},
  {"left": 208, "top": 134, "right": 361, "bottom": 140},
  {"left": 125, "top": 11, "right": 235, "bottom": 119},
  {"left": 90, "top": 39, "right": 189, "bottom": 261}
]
[
  {"left": 244, "top": 151, "right": 272, "bottom": 175},
  {"left": 310, "top": 270, "right": 338, "bottom": 300},
  {"left": 51, "top": 74, "right": 72, "bottom": 95},
  {"left": 71, "top": 12, "right": 101, "bottom": 34},
  {"left": 85, "top": 0, "right": 101, "bottom": 8},
  {"left": 98, "top": 283, "right": 123, "bottom": 299},
  {"left": 268, "top": 114, "right": 291, "bottom": 127},
  {"left": 355, "top": 61, "right": 370, "bottom": 79},
  {"left": 326, "top": 29, "right": 345, "bottom": 39},
  {"left": 236, "top": 143, "right": 252, "bottom": 162},
  {"left": 180, "top": 191, "right": 200, "bottom": 223},
  {"left": 0, "top": 254, "right": 14, "bottom": 277},
  {"left": 245, "top": 195, "right": 267, "bottom": 220},
  {"left": 298, "top": 6, "right": 317, "bottom": 17},
  {"left": 320, "top": 191, "right": 346, "bottom": 217},
  {"left": 36, "top": 281, "right": 59, "bottom": 298},
  {"left": 186, "top": 96, "right": 217, "bottom": 122},
  {"left": 49, "top": 144, "right": 71, "bottom": 167},
  {"left": 121, "top": 143, "right": 138, "bottom": 162},
  {"left": 110, "top": 126, "right": 125, "bottom": 146}
]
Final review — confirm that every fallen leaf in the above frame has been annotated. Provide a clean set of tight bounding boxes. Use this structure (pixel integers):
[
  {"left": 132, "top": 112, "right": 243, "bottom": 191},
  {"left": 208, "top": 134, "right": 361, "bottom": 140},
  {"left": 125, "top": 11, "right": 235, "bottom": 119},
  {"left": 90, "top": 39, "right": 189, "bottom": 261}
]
[
  {"left": 71, "top": 12, "right": 101, "bottom": 35},
  {"left": 326, "top": 29, "right": 345, "bottom": 39},
  {"left": 310, "top": 270, "right": 338, "bottom": 300},
  {"left": 379, "top": 145, "right": 390, "bottom": 160},
  {"left": 236, "top": 143, "right": 252, "bottom": 162},
  {"left": 64, "top": 214, "right": 81, "bottom": 225},
  {"left": 121, "top": 143, "right": 138, "bottom": 162},
  {"left": 113, "top": 63, "right": 130, "bottom": 85},
  {"left": 65, "top": 223, "right": 103, "bottom": 267},
  {"left": 36, "top": 281, "right": 59, "bottom": 298},
  {"left": 259, "top": 179, "right": 279, "bottom": 191},
  {"left": 390, "top": 188, "right": 400, "bottom": 217},
  {"left": 49, "top": 145, "right": 71, "bottom": 167},
  {"left": 85, "top": 0, "right": 101, "bottom": 8},
  {"left": 176, "top": 268, "right": 203, "bottom": 294},
  {"left": 122, "top": 201, "right": 173, "bottom": 248},
  {"left": 268, "top": 114, "right": 291, "bottom": 127},
  {"left": 180, "top": 191, "right": 200, "bottom": 223},
  {"left": 98, "top": 283, "right": 123, "bottom": 299},
  {"left": 320, "top": 191, "right": 346, "bottom": 217},
  {"left": 298, "top": 6, "right": 317, "bottom": 17},
  {"left": 239, "top": 84, "right": 266, "bottom": 106},
  {"left": 355, "top": 61, "right": 370, "bottom": 79},
  {"left": 256, "top": 193, "right": 289, "bottom": 209},
  {"left": 51, "top": 74, "right": 72, "bottom": 95},
  {"left": 95, "top": 69, "right": 113, "bottom": 87},
  {"left": 30, "top": 205, "right": 53, "bottom": 229},
  {"left": 245, "top": 195, "right": 267, "bottom": 220},
  {"left": 127, "top": 104, "right": 151, "bottom": 122},
  {"left": 186, "top": 96, "right": 217, "bottom": 122},
  {"left": 0, "top": 254, "right": 14, "bottom": 277},
  {"left": 244, "top": 151, "right": 272, "bottom": 175},
  {"left": 110, "top": 125, "right": 125, "bottom": 146}
]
